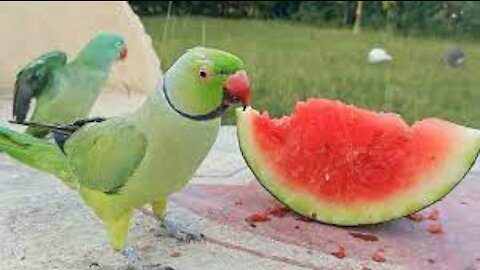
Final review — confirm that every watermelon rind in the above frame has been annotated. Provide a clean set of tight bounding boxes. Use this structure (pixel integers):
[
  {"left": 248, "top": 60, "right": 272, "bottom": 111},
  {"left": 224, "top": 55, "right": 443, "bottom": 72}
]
[{"left": 236, "top": 106, "right": 480, "bottom": 226}]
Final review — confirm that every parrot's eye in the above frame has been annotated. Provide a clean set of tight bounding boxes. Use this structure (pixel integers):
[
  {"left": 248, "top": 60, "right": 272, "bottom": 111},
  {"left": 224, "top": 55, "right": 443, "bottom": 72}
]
[{"left": 199, "top": 70, "right": 208, "bottom": 79}]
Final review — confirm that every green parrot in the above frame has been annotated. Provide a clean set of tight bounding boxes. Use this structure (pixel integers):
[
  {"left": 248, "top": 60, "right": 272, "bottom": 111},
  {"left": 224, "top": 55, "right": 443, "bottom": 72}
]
[
  {"left": 0, "top": 47, "right": 250, "bottom": 269},
  {"left": 12, "top": 32, "right": 127, "bottom": 138}
]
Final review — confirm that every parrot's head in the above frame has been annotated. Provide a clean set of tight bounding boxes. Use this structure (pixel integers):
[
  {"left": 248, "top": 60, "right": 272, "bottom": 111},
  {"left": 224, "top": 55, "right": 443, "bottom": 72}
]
[
  {"left": 78, "top": 33, "right": 127, "bottom": 69},
  {"left": 163, "top": 47, "right": 250, "bottom": 121}
]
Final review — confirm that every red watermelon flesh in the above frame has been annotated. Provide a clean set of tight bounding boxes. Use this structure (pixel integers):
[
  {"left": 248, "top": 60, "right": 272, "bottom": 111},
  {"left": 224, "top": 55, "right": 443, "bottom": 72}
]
[{"left": 236, "top": 99, "right": 480, "bottom": 225}]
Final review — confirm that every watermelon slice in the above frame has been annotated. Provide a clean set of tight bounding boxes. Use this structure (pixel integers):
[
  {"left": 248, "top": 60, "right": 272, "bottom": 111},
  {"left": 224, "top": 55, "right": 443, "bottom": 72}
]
[{"left": 236, "top": 99, "right": 480, "bottom": 225}]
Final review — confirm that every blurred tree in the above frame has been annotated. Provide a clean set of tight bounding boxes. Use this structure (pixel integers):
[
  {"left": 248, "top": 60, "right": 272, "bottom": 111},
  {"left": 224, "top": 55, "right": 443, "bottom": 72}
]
[
  {"left": 337, "top": 1, "right": 351, "bottom": 27},
  {"left": 382, "top": 1, "right": 396, "bottom": 32},
  {"left": 128, "top": 1, "right": 480, "bottom": 39},
  {"left": 450, "top": 1, "right": 480, "bottom": 38},
  {"left": 294, "top": 2, "right": 344, "bottom": 27},
  {"left": 353, "top": 1, "right": 363, "bottom": 33}
]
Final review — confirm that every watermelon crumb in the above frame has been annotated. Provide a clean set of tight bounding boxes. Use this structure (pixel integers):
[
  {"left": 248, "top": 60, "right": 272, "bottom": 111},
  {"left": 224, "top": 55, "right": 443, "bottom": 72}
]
[
  {"left": 267, "top": 205, "right": 289, "bottom": 218},
  {"left": 245, "top": 213, "right": 271, "bottom": 224},
  {"left": 361, "top": 267, "right": 371, "bottom": 270},
  {"left": 407, "top": 212, "right": 424, "bottom": 222},
  {"left": 349, "top": 232, "right": 379, "bottom": 242},
  {"left": 331, "top": 245, "right": 346, "bottom": 259},
  {"left": 170, "top": 251, "right": 181, "bottom": 258},
  {"left": 372, "top": 251, "right": 386, "bottom": 263},
  {"left": 428, "top": 222, "right": 443, "bottom": 234},
  {"left": 427, "top": 209, "right": 440, "bottom": 220}
]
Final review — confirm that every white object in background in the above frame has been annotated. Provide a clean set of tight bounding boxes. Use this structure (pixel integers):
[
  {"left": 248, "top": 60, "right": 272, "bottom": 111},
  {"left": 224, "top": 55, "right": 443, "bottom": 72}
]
[{"left": 368, "top": 48, "right": 393, "bottom": 63}]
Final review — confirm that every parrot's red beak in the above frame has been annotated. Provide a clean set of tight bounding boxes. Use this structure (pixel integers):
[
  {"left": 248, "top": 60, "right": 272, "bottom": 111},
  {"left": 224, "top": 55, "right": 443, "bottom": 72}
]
[
  {"left": 223, "top": 70, "right": 250, "bottom": 106},
  {"left": 119, "top": 46, "right": 128, "bottom": 61}
]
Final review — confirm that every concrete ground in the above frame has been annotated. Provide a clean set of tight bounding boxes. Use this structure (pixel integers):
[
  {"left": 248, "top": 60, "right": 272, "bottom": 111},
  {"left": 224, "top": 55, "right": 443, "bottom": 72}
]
[{"left": 0, "top": 92, "right": 479, "bottom": 270}]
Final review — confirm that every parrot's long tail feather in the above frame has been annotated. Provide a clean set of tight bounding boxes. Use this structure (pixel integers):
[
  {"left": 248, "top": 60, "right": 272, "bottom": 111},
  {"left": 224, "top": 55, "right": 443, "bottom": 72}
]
[
  {"left": 9, "top": 120, "right": 77, "bottom": 134},
  {"left": 0, "top": 125, "right": 77, "bottom": 189}
]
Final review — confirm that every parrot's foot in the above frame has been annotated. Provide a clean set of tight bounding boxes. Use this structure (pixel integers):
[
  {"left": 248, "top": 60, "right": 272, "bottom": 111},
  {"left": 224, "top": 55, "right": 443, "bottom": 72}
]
[
  {"left": 162, "top": 217, "right": 205, "bottom": 242},
  {"left": 122, "top": 246, "right": 144, "bottom": 270},
  {"left": 122, "top": 246, "right": 175, "bottom": 270}
]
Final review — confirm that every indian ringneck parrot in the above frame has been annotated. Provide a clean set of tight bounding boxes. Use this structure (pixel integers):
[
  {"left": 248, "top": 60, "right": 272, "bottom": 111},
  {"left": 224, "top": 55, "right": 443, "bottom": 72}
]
[
  {"left": 0, "top": 47, "right": 250, "bottom": 269},
  {"left": 12, "top": 32, "right": 127, "bottom": 138}
]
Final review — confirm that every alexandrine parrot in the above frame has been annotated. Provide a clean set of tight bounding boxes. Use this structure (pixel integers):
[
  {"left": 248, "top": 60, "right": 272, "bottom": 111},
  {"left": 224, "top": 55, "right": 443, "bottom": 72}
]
[
  {"left": 12, "top": 32, "right": 127, "bottom": 138},
  {"left": 0, "top": 47, "right": 250, "bottom": 269}
]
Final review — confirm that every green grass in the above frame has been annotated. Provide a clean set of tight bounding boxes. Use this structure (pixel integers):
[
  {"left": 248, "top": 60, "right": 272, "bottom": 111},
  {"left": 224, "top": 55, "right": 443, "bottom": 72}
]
[{"left": 142, "top": 16, "right": 480, "bottom": 128}]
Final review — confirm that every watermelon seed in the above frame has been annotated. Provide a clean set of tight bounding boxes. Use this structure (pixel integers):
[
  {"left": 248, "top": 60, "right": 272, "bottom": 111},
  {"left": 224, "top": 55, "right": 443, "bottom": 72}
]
[
  {"left": 427, "top": 258, "right": 435, "bottom": 264},
  {"left": 294, "top": 225, "right": 300, "bottom": 230},
  {"left": 461, "top": 201, "right": 468, "bottom": 205},
  {"left": 360, "top": 267, "right": 371, "bottom": 270},
  {"left": 311, "top": 213, "right": 317, "bottom": 219},
  {"left": 89, "top": 262, "right": 100, "bottom": 268}
]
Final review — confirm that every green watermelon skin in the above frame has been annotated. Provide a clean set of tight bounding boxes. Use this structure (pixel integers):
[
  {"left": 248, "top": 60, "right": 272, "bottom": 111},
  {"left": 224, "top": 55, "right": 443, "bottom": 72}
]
[{"left": 236, "top": 99, "right": 480, "bottom": 226}]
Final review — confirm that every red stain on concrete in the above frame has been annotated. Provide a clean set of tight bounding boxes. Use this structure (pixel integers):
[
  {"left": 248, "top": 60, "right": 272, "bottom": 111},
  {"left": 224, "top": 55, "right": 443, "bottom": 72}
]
[
  {"left": 171, "top": 174, "right": 480, "bottom": 270},
  {"left": 267, "top": 205, "right": 289, "bottom": 218},
  {"left": 245, "top": 213, "right": 271, "bottom": 224}
]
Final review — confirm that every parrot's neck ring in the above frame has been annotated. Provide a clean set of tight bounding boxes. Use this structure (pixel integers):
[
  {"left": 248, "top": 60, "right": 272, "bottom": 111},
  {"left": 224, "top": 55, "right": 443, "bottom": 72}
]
[{"left": 162, "top": 82, "right": 228, "bottom": 121}]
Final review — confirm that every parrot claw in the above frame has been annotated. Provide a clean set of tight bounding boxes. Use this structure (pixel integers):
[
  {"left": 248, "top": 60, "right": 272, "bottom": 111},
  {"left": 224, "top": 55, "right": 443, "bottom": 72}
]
[{"left": 162, "top": 217, "right": 205, "bottom": 242}]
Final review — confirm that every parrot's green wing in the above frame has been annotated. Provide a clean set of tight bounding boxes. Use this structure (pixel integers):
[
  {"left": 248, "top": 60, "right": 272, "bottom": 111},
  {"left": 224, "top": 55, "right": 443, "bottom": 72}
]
[
  {"left": 65, "top": 121, "right": 147, "bottom": 193},
  {"left": 13, "top": 51, "right": 67, "bottom": 123}
]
